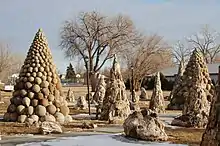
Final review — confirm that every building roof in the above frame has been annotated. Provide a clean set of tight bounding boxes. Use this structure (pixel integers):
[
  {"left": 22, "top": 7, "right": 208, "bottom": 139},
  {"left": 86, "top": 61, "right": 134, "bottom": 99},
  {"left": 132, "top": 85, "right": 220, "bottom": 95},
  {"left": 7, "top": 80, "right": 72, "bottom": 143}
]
[{"left": 150, "top": 63, "right": 220, "bottom": 77}]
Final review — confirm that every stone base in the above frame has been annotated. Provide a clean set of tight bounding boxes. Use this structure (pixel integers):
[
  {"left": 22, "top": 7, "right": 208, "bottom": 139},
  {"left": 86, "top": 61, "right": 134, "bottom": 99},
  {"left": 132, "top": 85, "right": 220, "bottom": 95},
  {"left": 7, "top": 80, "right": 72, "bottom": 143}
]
[
  {"left": 171, "top": 113, "right": 208, "bottom": 128},
  {"left": 166, "top": 104, "right": 183, "bottom": 110}
]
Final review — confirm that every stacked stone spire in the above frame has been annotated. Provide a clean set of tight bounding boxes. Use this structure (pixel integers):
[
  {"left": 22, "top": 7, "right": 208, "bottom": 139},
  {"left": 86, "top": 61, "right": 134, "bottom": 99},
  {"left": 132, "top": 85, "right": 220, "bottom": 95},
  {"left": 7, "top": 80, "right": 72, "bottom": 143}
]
[
  {"left": 168, "top": 49, "right": 214, "bottom": 110},
  {"left": 149, "top": 72, "right": 165, "bottom": 113},
  {"left": 4, "top": 29, "right": 72, "bottom": 124},
  {"left": 201, "top": 78, "right": 220, "bottom": 146},
  {"left": 171, "top": 49, "right": 214, "bottom": 128},
  {"left": 168, "top": 61, "right": 185, "bottom": 102},
  {"left": 93, "top": 74, "right": 106, "bottom": 117},
  {"left": 100, "top": 55, "right": 131, "bottom": 123}
]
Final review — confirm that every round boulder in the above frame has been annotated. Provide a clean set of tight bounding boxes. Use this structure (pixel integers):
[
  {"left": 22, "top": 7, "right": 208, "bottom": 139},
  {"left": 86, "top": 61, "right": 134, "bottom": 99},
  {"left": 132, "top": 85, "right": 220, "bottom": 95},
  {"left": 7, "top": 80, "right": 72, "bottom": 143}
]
[
  {"left": 47, "top": 104, "right": 56, "bottom": 115},
  {"left": 22, "top": 97, "right": 31, "bottom": 107},
  {"left": 35, "top": 105, "right": 46, "bottom": 117},
  {"left": 60, "top": 105, "right": 69, "bottom": 116},
  {"left": 18, "top": 115, "right": 27, "bottom": 123},
  {"left": 17, "top": 105, "right": 26, "bottom": 115},
  {"left": 54, "top": 112, "right": 65, "bottom": 124},
  {"left": 7, "top": 104, "right": 16, "bottom": 113},
  {"left": 27, "top": 106, "right": 34, "bottom": 115}
]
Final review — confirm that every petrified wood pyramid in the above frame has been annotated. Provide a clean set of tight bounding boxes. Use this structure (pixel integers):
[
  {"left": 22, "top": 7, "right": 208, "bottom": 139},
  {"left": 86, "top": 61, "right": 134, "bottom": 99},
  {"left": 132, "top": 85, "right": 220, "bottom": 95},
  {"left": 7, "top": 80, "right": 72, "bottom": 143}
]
[
  {"left": 200, "top": 66, "right": 220, "bottom": 146},
  {"left": 100, "top": 55, "right": 131, "bottom": 123},
  {"left": 171, "top": 49, "right": 214, "bottom": 128},
  {"left": 4, "top": 29, "right": 72, "bottom": 124}
]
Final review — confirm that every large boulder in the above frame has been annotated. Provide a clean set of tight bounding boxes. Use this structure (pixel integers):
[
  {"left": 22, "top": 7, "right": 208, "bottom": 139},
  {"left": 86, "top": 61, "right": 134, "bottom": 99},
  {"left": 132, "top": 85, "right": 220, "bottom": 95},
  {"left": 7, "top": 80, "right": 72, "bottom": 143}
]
[
  {"left": 40, "top": 121, "right": 62, "bottom": 135},
  {"left": 123, "top": 109, "right": 167, "bottom": 141}
]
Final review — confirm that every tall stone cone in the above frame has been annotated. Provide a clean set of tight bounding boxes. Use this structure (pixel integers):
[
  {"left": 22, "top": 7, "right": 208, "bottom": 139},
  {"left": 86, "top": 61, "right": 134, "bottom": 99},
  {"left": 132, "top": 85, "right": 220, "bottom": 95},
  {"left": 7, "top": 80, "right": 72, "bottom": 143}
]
[
  {"left": 168, "top": 61, "right": 185, "bottom": 101},
  {"left": 100, "top": 55, "right": 131, "bottom": 123},
  {"left": 168, "top": 49, "right": 214, "bottom": 110},
  {"left": 200, "top": 66, "right": 220, "bottom": 146},
  {"left": 3, "top": 29, "right": 71, "bottom": 124},
  {"left": 149, "top": 72, "right": 165, "bottom": 113},
  {"left": 171, "top": 49, "right": 214, "bottom": 128},
  {"left": 94, "top": 75, "right": 106, "bottom": 106},
  {"left": 94, "top": 75, "right": 106, "bottom": 118}
]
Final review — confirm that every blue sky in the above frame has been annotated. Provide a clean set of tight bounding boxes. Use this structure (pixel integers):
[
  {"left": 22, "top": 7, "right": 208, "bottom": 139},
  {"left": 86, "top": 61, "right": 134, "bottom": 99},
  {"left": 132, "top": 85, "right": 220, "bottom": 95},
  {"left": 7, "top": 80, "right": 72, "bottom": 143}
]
[{"left": 0, "top": 0, "right": 220, "bottom": 73}]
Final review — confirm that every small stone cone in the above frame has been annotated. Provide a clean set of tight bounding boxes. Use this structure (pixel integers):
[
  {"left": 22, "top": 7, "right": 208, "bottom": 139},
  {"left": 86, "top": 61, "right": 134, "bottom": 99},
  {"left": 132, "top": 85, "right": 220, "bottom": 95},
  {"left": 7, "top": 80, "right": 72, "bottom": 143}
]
[
  {"left": 168, "top": 49, "right": 214, "bottom": 110},
  {"left": 149, "top": 72, "right": 165, "bottom": 113},
  {"left": 171, "top": 49, "right": 214, "bottom": 128},
  {"left": 200, "top": 66, "right": 220, "bottom": 146},
  {"left": 77, "top": 96, "right": 88, "bottom": 110},
  {"left": 4, "top": 29, "right": 71, "bottom": 124},
  {"left": 140, "top": 87, "right": 148, "bottom": 100},
  {"left": 168, "top": 61, "right": 185, "bottom": 101},
  {"left": 100, "top": 55, "right": 131, "bottom": 123},
  {"left": 66, "top": 88, "right": 75, "bottom": 103}
]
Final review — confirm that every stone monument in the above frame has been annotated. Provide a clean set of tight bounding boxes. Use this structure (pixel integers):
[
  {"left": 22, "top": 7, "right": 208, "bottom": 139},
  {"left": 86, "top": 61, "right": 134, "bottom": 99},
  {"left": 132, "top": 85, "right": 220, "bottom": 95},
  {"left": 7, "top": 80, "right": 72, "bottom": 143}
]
[
  {"left": 100, "top": 55, "right": 131, "bottom": 123},
  {"left": 4, "top": 29, "right": 71, "bottom": 124},
  {"left": 200, "top": 66, "right": 220, "bottom": 146},
  {"left": 171, "top": 49, "right": 214, "bottom": 128},
  {"left": 149, "top": 72, "right": 165, "bottom": 113}
]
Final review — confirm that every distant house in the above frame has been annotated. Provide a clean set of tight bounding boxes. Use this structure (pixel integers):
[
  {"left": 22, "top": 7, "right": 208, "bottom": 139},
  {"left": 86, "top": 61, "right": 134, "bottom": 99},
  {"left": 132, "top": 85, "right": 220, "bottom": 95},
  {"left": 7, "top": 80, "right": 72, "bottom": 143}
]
[{"left": 148, "top": 63, "right": 220, "bottom": 84}]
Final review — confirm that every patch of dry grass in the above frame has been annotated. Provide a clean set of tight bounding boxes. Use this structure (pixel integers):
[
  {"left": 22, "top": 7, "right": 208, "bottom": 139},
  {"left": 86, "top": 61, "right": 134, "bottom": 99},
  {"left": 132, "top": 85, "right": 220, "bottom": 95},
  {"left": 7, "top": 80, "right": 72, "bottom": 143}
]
[{"left": 166, "top": 127, "right": 204, "bottom": 146}]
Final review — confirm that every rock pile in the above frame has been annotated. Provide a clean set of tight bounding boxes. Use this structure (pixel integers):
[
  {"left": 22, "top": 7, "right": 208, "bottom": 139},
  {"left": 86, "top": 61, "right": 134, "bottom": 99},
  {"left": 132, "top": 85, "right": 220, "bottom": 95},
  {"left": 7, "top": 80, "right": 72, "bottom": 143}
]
[
  {"left": 123, "top": 108, "right": 168, "bottom": 141},
  {"left": 201, "top": 80, "right": 220, "bottom": 146},
  {"left": 171, "top": 49, "right": 214, "bottom": 128},
  {"left": 140, "top": 87, "right": 148, "bottom": 100},
  {"left": 100, "top": 55, "right": 131, "bottom": 123},
  {"left": 3, "top": 29, "right": 71, "bottom": 124},
  {"left": 149, "top": 72, "right": 165, "bottom": 113},
  {"left": 168, "top": 49, "right": 214, "bottom": 110}
]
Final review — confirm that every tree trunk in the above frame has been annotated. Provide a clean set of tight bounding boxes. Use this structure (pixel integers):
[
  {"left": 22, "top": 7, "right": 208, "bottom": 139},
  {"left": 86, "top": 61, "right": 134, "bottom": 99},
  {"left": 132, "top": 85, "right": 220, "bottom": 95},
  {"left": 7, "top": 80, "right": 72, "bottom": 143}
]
[
  {"left": 134, "top": 78, "right": 141, "bottom": 91},
  {"left": 90, "top": 72, "right": 98, "bottom": 92}
]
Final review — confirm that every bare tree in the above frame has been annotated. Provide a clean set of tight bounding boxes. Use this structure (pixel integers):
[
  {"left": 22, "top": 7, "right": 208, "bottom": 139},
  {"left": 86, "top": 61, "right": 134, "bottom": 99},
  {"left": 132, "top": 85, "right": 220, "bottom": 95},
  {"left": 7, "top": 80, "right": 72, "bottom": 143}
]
[
  {"left": 0, "top": 43, "right": 23, "bottom": 83},
  {"left": 60, "top": 11, "right": 139, "bottom": 91},
  {"left": 124, "top": 34, "right": 173, "bottom": 90},
  {"left": 172, "top": 40, "right": 191, "bottom": 65},
  {"left": 188, "top": 25, "right": 220, "bottom": 63}
]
